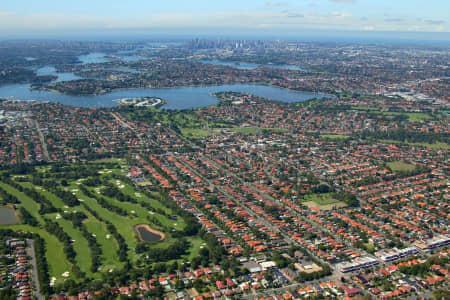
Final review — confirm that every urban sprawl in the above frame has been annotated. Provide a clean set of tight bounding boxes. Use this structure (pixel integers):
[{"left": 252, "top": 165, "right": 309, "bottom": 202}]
[{"left": 0, "top": 39, "right": 448, "bottom": 300}]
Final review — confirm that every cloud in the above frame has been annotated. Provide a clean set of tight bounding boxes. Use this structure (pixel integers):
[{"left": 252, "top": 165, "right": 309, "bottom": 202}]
[
  {"left": 424, "top": 20, "right": 445, "bottom": 25},
  {"left": 330, "top": 11, "right": 351, "bottom": 18},
  {"left": 287, "top": 13, "right": 305, "bottom": 18},
  {"left": 266, "top": 1, "right": 289, "bottom": 7},
  {"left": 385, "top": 18, "right": 404, "bottom": 23},
  {"left": 0, "top": 9, "right": 448, "bottom": 35},
  {"left": 329, "top": 0, "right": 356, "bottom": 3},
  {"left": 362, "top": 26, "right": 374, "bottom": 31}
]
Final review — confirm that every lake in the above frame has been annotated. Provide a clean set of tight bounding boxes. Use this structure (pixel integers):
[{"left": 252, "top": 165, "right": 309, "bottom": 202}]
[
  {"left": 0, "top": 207, "right": 18, "bottom": 225},
  {"left": 0, "top": 83, "right": 329, "bottom": 110},
  {"left": 135, "top": 224, "right": 164, "bottom": 242}
]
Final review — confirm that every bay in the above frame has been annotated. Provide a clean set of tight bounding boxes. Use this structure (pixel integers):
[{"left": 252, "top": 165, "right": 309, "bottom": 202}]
[
  {"left": 0, "top": 83, "right": 328, "bottom": 110},
  {"left": 199, "top": 60, "right": 305, "bottom": 71}
]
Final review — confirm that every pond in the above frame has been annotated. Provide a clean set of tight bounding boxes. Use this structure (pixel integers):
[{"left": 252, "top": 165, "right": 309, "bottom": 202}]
[
  {"left": 135, "top": 224, "right": 164, "bottom": 242},
  {"left": 0, "top": 207, "right": 18, "bottom": 225}
]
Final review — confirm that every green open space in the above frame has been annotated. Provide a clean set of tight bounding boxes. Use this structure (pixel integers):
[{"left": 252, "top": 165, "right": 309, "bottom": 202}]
[
  {"left": 232, "top": 127, "right": 258, "bottom": 134},
  {"left": 185, "top": 237, "right": 206, "bottom": 260},
  {"left": 0, "top": 182, "right": 42, "bottom": 222},
  {"left": 8, "top": 225, "right": 72, "bottom": 284},
  {"left": 351, "top": 106, "right": 378, "bottom": 111},
  {"left": 83, "top": 219, "right": 122, "bottom": 272},
  {"left": 53, "top": 216, "right": 93, "bottom": 276},
  {"left": 302, "top": 193, "right": 347, "bottom": 210},
  {"left": 379, "top": 139, "right": 450, "bottom": 150},
  {"left": 180, "top": 128, "right": 213, "bottom": 138},
  {"left": 320, "top": 134, "right": 350, "bottom": 140},
  {"left": 262, "top": 128, "right": 288, "bottom": 133},
  {"left": 373, "top": 111, "right": 433, "bottom": 122},
  {"left": 0, "top": 161, "right": 205, "bottom": 288},
  {"left": 387, "top": 161, "right": 416, "bottom": 172}
]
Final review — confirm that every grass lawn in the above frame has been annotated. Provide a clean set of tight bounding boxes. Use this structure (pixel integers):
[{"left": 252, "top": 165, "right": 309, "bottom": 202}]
[
  {"left": 18, "top": 182, "right": 68, "bottom": 210},
  {"left": 54, "top": 217, "right": 93, "bottom": 276},
  {"left": 84, "top": 219, "right": 123, "bottom": 273},
  {"left": 77, "top": 186, "right": 183, "bottom": 263},
  {"left": 185, "top": 237, "right": 206, "bottom": 260},
  {"left": 351, "top": 106, "right": 378, "bottom": 111},
  {"left": 302, "top": 193, "right": 347, "bottom": 210},
  {"left": 320, "top": 134, "right": 350, "bottom": 140},
  {"left": 7, "top": 225, "right": 72, "bottom": 284},
  {"left": 387, "top": 161, "right": 416, "bottom": 172},
  {"left": 232, "top": 127, "right": 258, "bottom": 134},
  {"left": 1, "top": 162, "right": 206, "bottom": 283},
  {"left": 120, "top": 183, "right": 170, "bottom": 213},
  {"left": 376, "top": 112, "right": 433, "bottom": 122},
  {"left": 379, "top": 139, "right": 450, "bottom": 150},
  {"left": 262, "top": 128, "right": 288, "bottom": 133},
  {"left": 100, "top": 180, "right": 184, "bottom": 230},
  {"left": 0, "top": 182, "right": 42, "bottom": 222},
  {"left": 181, "top": 128, "right": 212, "bottom": 138},
  {"left": 75, "top": 190, "right": 139, "bottom": 261}
]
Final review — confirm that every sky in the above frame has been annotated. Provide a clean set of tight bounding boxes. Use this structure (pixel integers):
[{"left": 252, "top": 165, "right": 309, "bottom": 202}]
[{"left": 0, "top": 0, "right": 448, "bottom": 39}]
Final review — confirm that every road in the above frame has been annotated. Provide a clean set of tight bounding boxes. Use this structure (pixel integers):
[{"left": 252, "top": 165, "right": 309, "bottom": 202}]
[
  {"left": 27, "top": 239, "right": 44, "bottom": 300},
  {"left": 241, "top": 273, "right": 341, "bottom": 299},
  {"left": 172, "top": 130, "right": 340, "bottom": 265},
  {"left": 33, "top": 119, "right": 50, "bottom": 162}
]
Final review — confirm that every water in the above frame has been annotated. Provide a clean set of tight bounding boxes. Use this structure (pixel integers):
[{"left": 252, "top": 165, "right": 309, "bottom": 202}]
[
  {"left": 0, "top": 207, "right": 18, "bottom": 225},
  {"left": 36, "top": 66, "right": 82, "bottom": 82},
  {"left": 105, "top": 68, "right": 144, "bottom": 74},
  {"left": 136, "top": 225, "right": 163, "bottom": 242},
  {"left": 120, "top": 55, "right": 151, "bottom": 62},
  {"left": 0, "top": 83, "right": 329, "bottom": 110},
  {"left": 199, "top": 60, "right": 259, "bottom": 70},
  {"left": 199, "top": 60, "right": 304, "bottom": 71},
  {"left": 263, "top": 64, "right": 305, "bottom": 71},
  {"left": 78, "top": 52, "right": 110, "bottom": 64},
  {"left": 146, "top": 41, "right": 183, "bottom": 48},
  {"left": 3, "top": 51, "right": 324, "bottom": 109}
]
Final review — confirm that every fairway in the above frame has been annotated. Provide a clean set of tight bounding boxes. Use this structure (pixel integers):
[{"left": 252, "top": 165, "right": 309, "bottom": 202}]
[{"left": 0, "top": 161, "right": 205, "bottom": 286}]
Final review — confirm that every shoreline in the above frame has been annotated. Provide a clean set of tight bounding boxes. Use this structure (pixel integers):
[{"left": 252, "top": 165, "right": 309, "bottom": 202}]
[{"left": 31, "top": 82, "right": 333, "bottom": 99}]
